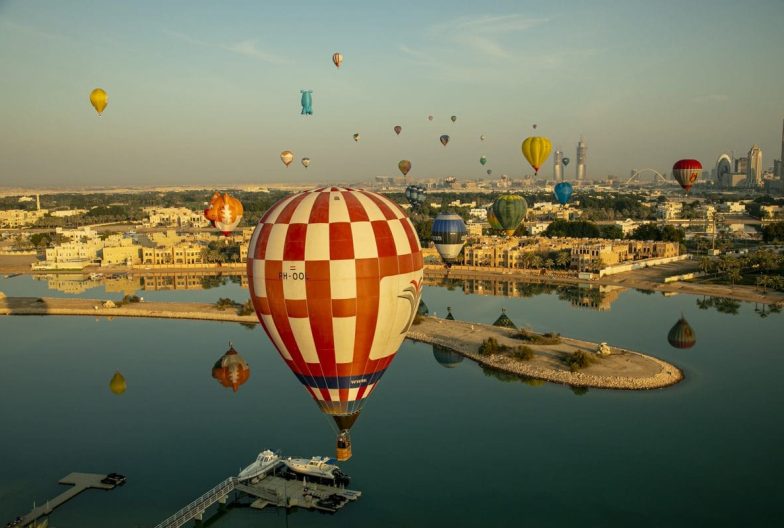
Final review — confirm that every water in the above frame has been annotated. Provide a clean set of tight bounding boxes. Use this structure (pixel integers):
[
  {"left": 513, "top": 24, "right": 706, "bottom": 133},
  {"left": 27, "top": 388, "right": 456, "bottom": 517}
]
[{"left": 1, "top": 276, "right": 782, "bottom": 527}]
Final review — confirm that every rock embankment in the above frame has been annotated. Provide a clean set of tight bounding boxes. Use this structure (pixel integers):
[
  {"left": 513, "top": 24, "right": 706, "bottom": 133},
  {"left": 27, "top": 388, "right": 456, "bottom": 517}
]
[{"left": 407, "top": 317, "right": 682, "bottom": 390}]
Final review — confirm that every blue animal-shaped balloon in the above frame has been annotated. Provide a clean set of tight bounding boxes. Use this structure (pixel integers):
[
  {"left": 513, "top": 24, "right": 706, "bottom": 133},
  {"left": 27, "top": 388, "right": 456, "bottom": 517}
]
[
  {"left": 554, "top": 181, "right": 573, "bottom": 205},
  {"left": 300, "top": 90, "right": 313, "bottom": 115}
]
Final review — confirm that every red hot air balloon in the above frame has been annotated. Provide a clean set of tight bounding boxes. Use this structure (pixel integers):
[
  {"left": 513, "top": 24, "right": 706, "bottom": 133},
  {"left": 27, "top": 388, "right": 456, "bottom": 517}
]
[
  {"left": 212, "top": 343, "right": 251, "bottom": 392},
  {"left": 672, "top": 159, "right": 702, "bottom": 192},
  {"left": 247, "top": 187, "right": 424, "bottom": 461}
]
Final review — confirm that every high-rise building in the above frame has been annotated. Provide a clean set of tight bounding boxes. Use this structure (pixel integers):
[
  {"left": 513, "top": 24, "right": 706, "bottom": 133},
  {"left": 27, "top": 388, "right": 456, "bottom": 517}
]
[
  {"left": 747, "top": 145, "right": 762, "bottom": 188},
  {"left": 576, "top": 137, "right": 587, "bottom": 181},
  {"left": 553, "top": 147, "right": 563, "bottom": 181},
  {"left": 779, "top": 118, "right": 784, "bottom": 178}
]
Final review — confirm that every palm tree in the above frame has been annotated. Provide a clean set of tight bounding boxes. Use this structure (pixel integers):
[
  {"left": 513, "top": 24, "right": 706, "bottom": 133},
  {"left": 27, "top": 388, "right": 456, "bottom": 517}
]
[
  {"left": 544, "top": 258, "right": 554, "bottom": 270},
  {"left": 530, "top": 255, "right": 543, "bottom": 270},
  {"left": 756, "top": 275, "right": 770, "bottom": 294},
  {"left": 556, "top": 251, "right": 571, "bottom": 269}
]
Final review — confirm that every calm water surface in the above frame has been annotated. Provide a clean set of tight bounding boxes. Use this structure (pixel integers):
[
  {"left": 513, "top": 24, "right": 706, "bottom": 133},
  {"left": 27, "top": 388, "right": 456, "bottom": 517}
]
[{"left": 1, "top": 276, "right": 782, "bottom": 527}]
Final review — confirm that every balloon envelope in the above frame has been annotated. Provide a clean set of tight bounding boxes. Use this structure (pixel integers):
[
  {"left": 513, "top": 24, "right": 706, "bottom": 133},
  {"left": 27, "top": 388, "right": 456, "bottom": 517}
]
[
  {"left": 440, "top": 135, "right": 449, "bottom": 146},
  {"left": 398, "top": 160, "right": 412, "bottom": 176},
  {"left": 521, "top": 136, "right": 552, "bottom": 174},
  {"left": 247, "top": 187, "right": 424, "bottom": 434},
  {"left": 554, "top": 182, "right": 573, "bottom": 205},
  {"left": 394, "top": 125, "right": 402, "bottom": 135},
  {"left": 332, "top": 52, "right": 343, "bottom": 68},
  {"left": 672, "top": 159, "right": 702, "bottom": 192},
  {"left": 301, "top": 157, "right": 311, "bottom": 168},
  {"left": 480, "top": 135, "right": 486, "bottom": 141},
  {"left": 109, "top": 371, "right": 126, "bottom": 395},
  {"left": 353, "top": 133, "right": 360, "bottom": 142},
  {"left": 486, "top": 206, "right": 502, "bottom": 230},
  {"left": 480, "top": 156, "right": 487, "bottom": 166},
  {"left": 280, "top": 150, "right": 294, "bottom": 167},
  {"left": 428, "top": 115, "right": 434, "bottom": 121},
  {"left": 90, "top": 88, "right": 108, "bottom": 116},
  {"left": 212, "top": 344, "right": 251, "bottom": 392},
  {"left": 667, "top": 316, "right": 696, "bottom": 349},
  {"left": 431, "top": 213, "right": 467, "bottom": 265},
  {"left": 405, "top": 185, "right": 426, "bottom": 206},
  {"left": 450, "top": 115, "right": 457, "bottom": 122},
  {"left": 487, "top": 169, "right": 493, "bottom": 176},
  {"left": 492, "top": 194, "right": 528, "bottom": 236},
  {"left": 562, "top": 157, "right": 570, "bottom": 167},
  {"left": 210, "top": 193, "right": 244, "bottom": 236}
]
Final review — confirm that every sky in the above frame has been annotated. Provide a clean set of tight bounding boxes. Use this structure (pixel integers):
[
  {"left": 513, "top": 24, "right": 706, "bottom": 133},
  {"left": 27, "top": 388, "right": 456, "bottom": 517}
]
[{"left": 1, "top": 0, "right": 783, "bottom": 188}]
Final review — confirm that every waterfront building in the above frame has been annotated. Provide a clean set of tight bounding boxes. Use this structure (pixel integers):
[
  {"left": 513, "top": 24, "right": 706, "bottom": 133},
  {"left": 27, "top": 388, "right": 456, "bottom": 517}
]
[
  {"left": 553, "top": 147, "right": 563, "bottom": 181},
  {"left": 101, "top": 244, "right": 142, "bottom": 267},
  {"left": 141, "top": 243, "right": 204, "bottom": 266},
  {"left": 50, "top": 209, "right": 88, "bottom": 218},
  {"left": 576, "top": 137, "right": 587, "bottom": 182}
]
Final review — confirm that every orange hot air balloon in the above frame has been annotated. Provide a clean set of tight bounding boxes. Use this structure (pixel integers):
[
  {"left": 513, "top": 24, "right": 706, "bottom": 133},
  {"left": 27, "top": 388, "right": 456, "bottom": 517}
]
[
  {"left": 280, "top": 150, "right": 294, "bottom": 167},
  {"left": 212, "top": 343, "right": 251, "bottom": 392},
  {"left": 332, "top": 52, "right": 343, "bottom": 68},
  {"left": 109, "top": 371, "right": 126, "bottom": 395},
  {"left": 247, "top": 187, "right": 424, "bottom": 461},
  {"left": 210, "top": 193, "right": 244, "bottom": 236}
]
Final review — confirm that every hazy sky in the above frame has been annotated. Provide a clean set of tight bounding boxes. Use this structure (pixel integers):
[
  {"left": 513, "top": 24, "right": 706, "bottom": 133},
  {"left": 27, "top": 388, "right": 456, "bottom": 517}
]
[{"left": 1, "top": 0, "right": 783, "bottom": 187}]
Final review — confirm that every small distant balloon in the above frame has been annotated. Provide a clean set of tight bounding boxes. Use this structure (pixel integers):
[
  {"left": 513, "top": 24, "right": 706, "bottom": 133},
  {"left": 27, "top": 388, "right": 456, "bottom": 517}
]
[
  {"left": 672, "top": 159, "right": 702, "bottom": 193},
  {"left": 480, "top": 135, "right": 486, "bottom": 141},
  {"left": 398, "top": 159, "right": 412, "bottom": 176},
  {"left": 554, "top": 182, "right": 573, "bottom": 205},
  {"left": 301, "top": 157, "right": 311, "bottom": 168},
  {"left": 532, "top": 123, "right": 538, "bottom": 130},
  {"left": 428, "top": 115, "right": 434, "bottom": 121},
  {"left": 440, "top": 135, "right": 450, "bottom": 146},
  {"left": 332, "top": 52, "right": 343, "bottom": 68},
  {"left": 212, "top": 343, "right": 251, "bottom": 393},
  {"left": 89, "top": 88, "right": 108, "bottom": 116},
  {"left": 562, "top": 157, "right": 570, "bottom": 167},
  {"left": 667, "top": 316, "right": 696, "bottom": 349},
  {"left": 394, "top": 125, "right": 402, "bottom": 135},
  {"left": 450, "top": 115, "right": 457, "bottom": 123},
  {"left": 280, "top": 150, "right": 294, "bottom": 167},
  {"left": 353, "top": 133, "right": 360, "bottom": 142},
  {"left": 300, "top": 90, "right": 313, "bottom": 115},
  {"left": 487, "top": 169, "right": 493, "bottom": 176},
  {"left": 480, "top": 156, "right": 487, "bottom": 166},
  {"left": 109, "top": 371, "right": 126, "bottom": 395}
]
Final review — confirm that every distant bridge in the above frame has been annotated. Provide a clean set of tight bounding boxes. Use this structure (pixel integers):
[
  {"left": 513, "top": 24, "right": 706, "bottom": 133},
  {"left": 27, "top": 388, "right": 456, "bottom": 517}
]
[{"left": 624, "top": 169, "right": 669, "bottom": 186}]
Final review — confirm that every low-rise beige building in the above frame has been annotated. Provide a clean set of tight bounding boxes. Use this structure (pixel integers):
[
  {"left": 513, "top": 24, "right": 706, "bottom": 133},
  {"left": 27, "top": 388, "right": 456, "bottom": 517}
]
[
  {"left": 0, "top": 208, "right": 48, "bottom": 228},
  {"left": 142, "top": 244, "right": 204, "bottom": 265}
]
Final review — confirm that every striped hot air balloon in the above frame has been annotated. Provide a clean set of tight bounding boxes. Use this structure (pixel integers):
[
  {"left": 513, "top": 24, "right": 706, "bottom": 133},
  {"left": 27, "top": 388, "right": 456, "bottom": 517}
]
[
  {"left": 672, "top": 159, "right": 702, "bottom": 192},
  {"left": 209, "top": 193, "right": 244, "bottom": 236},
  {"left": 486, "top": 206, "right": 502, "bottom": 231},
  {"left": 247, "top": 187, "right": 423, "bottom": 461},
  {"left": 430, "top": 212, "right": 467, "bottom": 265},
  {"left": 332, "top": 52, "right": 343, "bottom": 68},
  {"left": 212, "top": 343, "right": 251, "bottom": 392},
  {"left": 667, "top": 316, "right": 696, "bottom": 349},
  {"left": 492, "top": 194, "right": 528, "bottom": 236}
]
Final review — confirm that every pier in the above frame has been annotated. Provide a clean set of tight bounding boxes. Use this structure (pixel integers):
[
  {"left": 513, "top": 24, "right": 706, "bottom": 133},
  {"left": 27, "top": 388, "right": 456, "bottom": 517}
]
[{"left": 9, "top": 473, "right": 120, "bottom": 527}]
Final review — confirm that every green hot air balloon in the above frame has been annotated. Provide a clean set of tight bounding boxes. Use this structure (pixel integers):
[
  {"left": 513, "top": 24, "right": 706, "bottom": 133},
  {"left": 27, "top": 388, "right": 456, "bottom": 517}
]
[
  {"left": 480, "top": 156, "right": 487, "bottom": 166},
  {"left": 491, "top": 194, "right": 528, "bottom": 236}
]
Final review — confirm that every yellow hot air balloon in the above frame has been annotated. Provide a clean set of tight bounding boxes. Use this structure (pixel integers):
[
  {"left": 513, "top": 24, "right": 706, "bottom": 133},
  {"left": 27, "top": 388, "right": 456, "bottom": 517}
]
[
  {"left": 280, "top": 150, "right": 294, "bottom": 167},
  {"left": 521, "top": 136, "right": 552, "bottom": 174},
  {"left": 90, "top": 88, "right": 108, "bottom": 116},
  {"left": 109, "top": 371, "right": 126, "bottom": 395}
]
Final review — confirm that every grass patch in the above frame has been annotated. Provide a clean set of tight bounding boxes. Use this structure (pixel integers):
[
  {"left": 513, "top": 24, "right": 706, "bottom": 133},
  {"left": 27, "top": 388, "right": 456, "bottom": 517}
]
[
  {"left": 478, "top": 338, "right": 535, "bottom": 361},
  {"left": 516, "top": 329, "right": 562, "bottom": 345},
  {"left": 563, "top": 350, "right": 596, "bottom": 372}
]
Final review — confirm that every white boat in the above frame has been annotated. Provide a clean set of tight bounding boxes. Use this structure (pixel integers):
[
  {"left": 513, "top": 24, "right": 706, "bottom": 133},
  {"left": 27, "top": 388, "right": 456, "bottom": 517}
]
[
  {"left": 283, "top": 456, "right": 350, "bottom": 485},
  {"left": 237, "top": 450, "right": 280, "bottom": 482}
]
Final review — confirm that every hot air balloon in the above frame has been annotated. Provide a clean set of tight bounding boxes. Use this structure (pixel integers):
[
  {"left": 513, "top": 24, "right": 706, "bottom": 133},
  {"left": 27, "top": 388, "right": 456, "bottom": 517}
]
[
  {"left": 109, "top": 371, "right": 126, "bottom": 395},
  {"left": 431, "top": 212, "right": 467, "bottom": 266},
  {"left": 247, "top": 187, "right": 424, "bottom": 461},
  {"left": 492, "top": 308, "right": 517, "bottom": 329},
  {"left": 492, "top": 194, "right": 528, "bottom": 236},
  {"left": 204, "top": 191, "right": 221, "bottom": 227},
  {"left": 212, "top": 343, "right": 251, "bottom": 392},
  {"left": 480, "top": 156, "right": 488, "bottom": 166},
  {"left": 532, "top": 123, "right": 538, "bottom": 130},
  {"left": 440, "top": 135, "right": 450, "bottom": 146},
  {"left": 554, "top": 182, "right": 573, "bottom": 206},
  {"left": 332, "top": 52, "right": 343, "bottom": 68},
  {"left": 521, "top": 136, "right": 552, "bottom": 175},
  {"left": 353, "top": 133, "right": 360, "bottom": 142},
  {"left": 301, "top": 157, "right": 311, "bottom": 168},
  {"left": 432, "top": 343, "right": 463, "bottom": 368},
  {"left": 480, "top": 135, "right": 486, "bottom": 141},
  {"left": 398, "top": 160, "right": 412, "bottom": 176},
  {"left": 487, "top": 169, "right": 493, "bottom": 176},
  {"left": 450, "top": 115, "right": 457, "bottom": 123},
  {"left": 486, "top": 206, "right": 502, "bottom": 231},
  {"left": 405, "top": 185, "right": 426, "bottom": 207},
  {"left": 672, "top": 159, "right": 702, "bottom": 192},
  {"left": 562, "top": 157, "right": 570, "bottom": 167},
  {"left": 667, "top": 315, "right": 696, "bottom": 349},
  {"left": 89, "top": 88, "right": 108, "bottom": 116},
  {"left": 210, "top": 193, "right": 244, "bottom": 236},
  {"left": 428, "top": 115, "right": 434, "bottom": 121},
  {"left": 394, "top": 125, "right": 402, "bottom": 135},
  {"left": 300, "top": 90, "right": 313, "bottom": 115},
  {"left": 280, "top": 150, "right": 294, "bottom": 167}
]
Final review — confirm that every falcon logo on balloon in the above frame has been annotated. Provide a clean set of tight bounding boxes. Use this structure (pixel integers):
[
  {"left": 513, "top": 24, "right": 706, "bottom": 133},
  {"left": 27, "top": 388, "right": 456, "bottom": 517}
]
[{"left": 398, "top": 279, "right": 423, "bottom": 334}]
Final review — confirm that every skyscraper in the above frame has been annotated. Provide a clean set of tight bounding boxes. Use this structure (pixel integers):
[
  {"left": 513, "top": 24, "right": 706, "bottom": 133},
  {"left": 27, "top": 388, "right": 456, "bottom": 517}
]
[
  {"left": 779, "top": 118, "right": 784, "bottom": 178},
  {"left": 576, "top": 136, "right": 587, "bottom": 181},
  {"left": 553, "top": 147, "right": 563, "bottom": 181},
  {"left": 747, "top": 145, "right": 762, "bottom": 188}
]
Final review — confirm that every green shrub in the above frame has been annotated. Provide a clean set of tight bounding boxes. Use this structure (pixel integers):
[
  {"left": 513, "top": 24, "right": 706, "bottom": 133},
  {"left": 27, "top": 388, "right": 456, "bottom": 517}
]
[
  {"left": 563, "top": 350, "right": 595, "bottom": 372},
  {"left": 510, "top": 345, "right": 534, "bottom": 361},
  {"left": 478, "top": 337, "right": 509, "bottom": 356},
  {"left": 517, "top": 329, "right": 561, "bottom": 345}
]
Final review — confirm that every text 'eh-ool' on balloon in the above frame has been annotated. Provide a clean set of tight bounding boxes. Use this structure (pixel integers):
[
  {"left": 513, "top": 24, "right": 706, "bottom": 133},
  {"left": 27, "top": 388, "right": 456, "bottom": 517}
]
[{"left": 247, "top": 187, "right": 424, "bottom": 462}]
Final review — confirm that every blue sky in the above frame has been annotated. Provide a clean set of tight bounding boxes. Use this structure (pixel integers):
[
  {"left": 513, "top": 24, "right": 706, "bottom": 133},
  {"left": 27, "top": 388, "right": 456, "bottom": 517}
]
[{"left": 1, "top": 0, "right": 783, "bottom": 187}]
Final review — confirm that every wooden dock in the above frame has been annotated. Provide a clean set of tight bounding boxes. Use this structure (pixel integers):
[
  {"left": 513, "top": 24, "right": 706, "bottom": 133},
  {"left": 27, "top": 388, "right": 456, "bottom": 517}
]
[{"left": 9, "top": 473, "right": 119, "bottom": 527}]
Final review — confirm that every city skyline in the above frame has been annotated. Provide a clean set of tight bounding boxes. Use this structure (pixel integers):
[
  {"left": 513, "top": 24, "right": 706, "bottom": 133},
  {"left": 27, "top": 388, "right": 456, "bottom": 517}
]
[{"left": 1, "top": 0, "right": 783, "bottom": 187}]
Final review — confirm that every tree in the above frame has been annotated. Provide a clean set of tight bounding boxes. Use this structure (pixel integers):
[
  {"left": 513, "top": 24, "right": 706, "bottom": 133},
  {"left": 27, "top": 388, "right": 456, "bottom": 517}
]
[
  {"left": 555, "top": 251, "right": 571, "bottom": 269},
  {"left": 762, "top": 222, "right": 784, "bottom": 243},
  {"left": 628, "top": 223, "right": 685, "bottom": 243},
  {"left": 600, "top": 224, "right": 624, "bottom": 240},
  {"left": 544, "top": 219, "right": 601, "bottom": 238}
]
